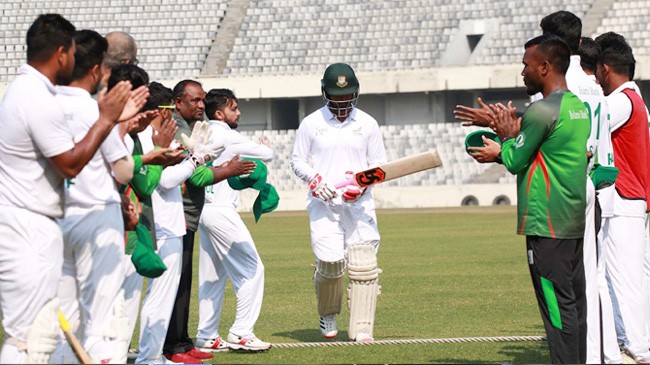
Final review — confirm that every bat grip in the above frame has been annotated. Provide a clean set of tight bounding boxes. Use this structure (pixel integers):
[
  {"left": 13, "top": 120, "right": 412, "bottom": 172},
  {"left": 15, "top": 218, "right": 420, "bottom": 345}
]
[{"left": 334, "top": 179, "right": 356, "bottom": 189}]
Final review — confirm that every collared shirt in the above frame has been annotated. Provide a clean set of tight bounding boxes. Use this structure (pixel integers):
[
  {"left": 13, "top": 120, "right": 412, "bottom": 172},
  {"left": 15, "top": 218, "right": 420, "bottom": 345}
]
[
  {"left": 290, "top": 106, "right": 387, "bottom": 192},
  {"left": 0, "top": 64, "right": 75, "bottom": 217},
  {"left": 502, "top": 90, "right": 589, "bottom": 238},
  {"left": 204, "top": 120, "right": 274, "bottom": 208},
  {"left": 56, "top": 85, "right": 128, "bottom": 209}
]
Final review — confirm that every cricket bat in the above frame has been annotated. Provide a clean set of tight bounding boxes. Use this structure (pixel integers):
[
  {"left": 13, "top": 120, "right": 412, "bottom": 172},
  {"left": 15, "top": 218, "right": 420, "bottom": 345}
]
[
  {"left": 335, "top": 150, "right": 443, "bottom": 188},
  {"left": 58, "top": 310, "right": 92, "bottom": 365}
]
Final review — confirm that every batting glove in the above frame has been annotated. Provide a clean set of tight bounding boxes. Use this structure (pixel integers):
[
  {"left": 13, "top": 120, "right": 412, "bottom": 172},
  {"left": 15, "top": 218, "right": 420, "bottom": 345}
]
[
  {"left": 340, "top": 171, "right": 365, "bottom": 202},
  {"left": 309, "top": 173, "right": 337, "bottom": 202},
  {"left": 342, "top": 185, "right": 365, "bottom": 203}
]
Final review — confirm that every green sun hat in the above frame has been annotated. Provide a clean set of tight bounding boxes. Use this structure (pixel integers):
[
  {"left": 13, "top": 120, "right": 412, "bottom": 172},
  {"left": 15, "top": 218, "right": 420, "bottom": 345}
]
[{"left": 465, "top": 130, "right": 500, "bottom": 154}]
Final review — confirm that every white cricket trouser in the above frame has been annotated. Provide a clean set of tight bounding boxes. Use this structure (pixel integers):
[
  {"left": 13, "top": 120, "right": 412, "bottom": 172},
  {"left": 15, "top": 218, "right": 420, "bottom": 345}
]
[
  {"left": 584, "top": 181, "right": 621, "bottom": 364},
  {"left": 307, "top": 195, "right": 380, "bottom": 262},
  {"left": 0, "top": 206, "right": 63, "bottom": 364},
  {"left": 55, "top": 204, "right": 126, "bottom": 363},
  {"left": 121, "top": 253, "right": 143, "bottom": 352},
  {"left": 135, "top": 236, "right": 182, "bottom": 364},
  {"left": 197, "top": 205, "right": 265, "bottom": 339},
  {"left": 603, "top": 212, "right": 650, "bottom": 360}
]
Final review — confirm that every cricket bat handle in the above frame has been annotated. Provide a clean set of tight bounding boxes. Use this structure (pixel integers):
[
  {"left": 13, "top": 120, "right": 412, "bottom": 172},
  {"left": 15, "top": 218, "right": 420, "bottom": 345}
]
[{"left": 58, "top": 310, "right": 93, "bottom": 364}]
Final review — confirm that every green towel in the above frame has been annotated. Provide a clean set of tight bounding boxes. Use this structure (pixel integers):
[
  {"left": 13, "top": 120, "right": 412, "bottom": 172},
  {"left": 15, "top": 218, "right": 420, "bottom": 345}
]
[
  {"left": 227, "top": 159, "right": 280, "bottom": 222},
  {"left": 590, "top": 163, "right": 619, "bottom": 190},
  {"left": 130, "top": 224, "right": 167, "bottom": 278}
]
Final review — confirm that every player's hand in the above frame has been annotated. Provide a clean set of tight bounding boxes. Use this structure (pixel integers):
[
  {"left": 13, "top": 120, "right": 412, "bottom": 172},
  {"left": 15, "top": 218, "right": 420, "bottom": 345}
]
[
  {"left": 98, "top": 80, "right": 132, "bottom": 124},
  {"left": 152, "top": 114, "right": 178, "bottom": 148},
  {"left": 342, "top": 185, "right": 365, "bottom": 203},
  {"left": 192, "top": 141, "right": 225, "bottom": 165},
  {"left": 309, "top": 173, "right": 337, "bottom": 202},
  {"left": 141, "top": 148, "right": 185, "bottom": 167},
  {"left": 180, "top": 121, "right": 210, "bottom": 150},
  {"left": 454, "top": 97, "right": 493, "bottom": 127},
  {"left": 467, "top": 136, "right": 502, "bottom": 163},
  {"left": 489, "top": 103, "right": 521, "bottom": 141},
  {"left": 219, "top": 154, "right": 257, "bottom": 178},
  {"left": 118, "top": 85, "right": 150, "bottom": 122}
]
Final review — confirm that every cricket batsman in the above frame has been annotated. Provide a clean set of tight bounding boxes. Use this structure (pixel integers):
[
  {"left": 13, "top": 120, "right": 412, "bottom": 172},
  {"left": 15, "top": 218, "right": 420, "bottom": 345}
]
[{"left": 290, "top": 62, "right": 387, "bottom": 343}]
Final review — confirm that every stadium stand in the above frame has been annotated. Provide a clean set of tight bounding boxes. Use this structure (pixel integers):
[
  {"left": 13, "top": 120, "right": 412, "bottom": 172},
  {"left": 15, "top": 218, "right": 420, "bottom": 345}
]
[
  {"left": 0, "top": 0, "right": 228, "bottom": 82},
  {"left": 595, "top": 0, "right": 650, "bottom": 55}
]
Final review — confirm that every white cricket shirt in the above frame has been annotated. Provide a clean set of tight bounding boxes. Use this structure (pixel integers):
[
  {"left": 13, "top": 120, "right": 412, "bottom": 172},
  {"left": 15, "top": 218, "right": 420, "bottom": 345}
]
[
  {"left": 290, "top": 106, "right": 387, "bottom": 192},
  {"left": 0, "top": 64, "right": 75, "bottom": 217},
  {"left": 139, "top": 126, "right": 194, "bottom": 239},
  {"left": 56, "top": 86, "right": 128, "bottom": 209},
  {"left": 204, "top": 120, "right": 274, "bottom": 208}
]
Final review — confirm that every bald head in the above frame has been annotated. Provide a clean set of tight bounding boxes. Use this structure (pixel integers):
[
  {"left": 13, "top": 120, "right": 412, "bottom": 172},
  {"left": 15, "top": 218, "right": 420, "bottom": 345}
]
[{"left": 104, "top": 31, "right": 137, "bottom": 68}]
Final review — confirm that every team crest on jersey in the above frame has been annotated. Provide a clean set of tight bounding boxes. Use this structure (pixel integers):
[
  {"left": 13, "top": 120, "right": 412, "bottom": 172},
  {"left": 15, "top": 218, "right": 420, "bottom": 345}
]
[
  {"left": 514, "top": 133, "right": 525, "bottom": 148},
  {"left": 336, "top": 76, "right": 348, "bottom": 88},
  {"left": 316, "top": 127, "right": 327, "bottom": 136},
  {"left": 353, "top": 126, "right": 362, "bottom": 136}
]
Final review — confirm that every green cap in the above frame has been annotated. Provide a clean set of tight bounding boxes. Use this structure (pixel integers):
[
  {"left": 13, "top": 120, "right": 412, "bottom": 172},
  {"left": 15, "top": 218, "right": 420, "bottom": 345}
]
[
  {"left": 465, "top": 130, "right": 500, "bottom": 154},
  {"left": 321, "top": 63, "right": 359, "bottom": 96}
]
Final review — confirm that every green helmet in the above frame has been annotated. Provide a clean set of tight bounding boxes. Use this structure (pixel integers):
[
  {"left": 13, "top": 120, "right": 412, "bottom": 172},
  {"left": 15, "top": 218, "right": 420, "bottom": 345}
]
[
  {"left": 321, "top": 63, "right": 359, "bottom": 118},
  {"left": 321, "top": 63, "right": 359, "bottom": 96}
]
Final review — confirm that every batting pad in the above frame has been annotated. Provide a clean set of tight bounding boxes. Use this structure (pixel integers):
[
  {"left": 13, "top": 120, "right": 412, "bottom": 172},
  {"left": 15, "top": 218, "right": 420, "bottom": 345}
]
[
  {"left": 314, "top": 259, "right": 346, "bottom": 316},
  {"left": 347, "top": 243, "right": 381, "bottom": 340},
  {"left": 27, "top": 297, "right": 60, "bottom": 364}
]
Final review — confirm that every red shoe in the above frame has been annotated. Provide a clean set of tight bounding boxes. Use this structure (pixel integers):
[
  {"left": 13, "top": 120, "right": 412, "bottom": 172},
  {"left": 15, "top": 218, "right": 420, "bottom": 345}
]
[
  {"left": 187, "top": 348, "right": 213, "bottom": 360},
  {"left": 163, "top": 351, "right": 202, "bottom": 364}
]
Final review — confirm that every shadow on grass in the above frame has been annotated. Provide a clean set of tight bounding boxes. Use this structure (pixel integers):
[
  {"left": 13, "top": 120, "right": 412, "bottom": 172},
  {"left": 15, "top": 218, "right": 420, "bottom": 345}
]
[
  {"left": 273, "top": 328, "right": 351, "bottom": 342},
  {"left": 498, "top": 341, "right": 549, "bottom": 364},
  {"left": 427, "top": 342, "right": 548, "bottom": 364}
]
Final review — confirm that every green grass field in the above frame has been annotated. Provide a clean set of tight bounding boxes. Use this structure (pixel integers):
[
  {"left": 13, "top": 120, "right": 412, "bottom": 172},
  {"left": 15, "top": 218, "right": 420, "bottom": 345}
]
[
  {"left": 1, "top": 206, "right": 551, "bottom": 364},
  {"left": 156, "top": 206, "right": 550, "bottom": 364}
]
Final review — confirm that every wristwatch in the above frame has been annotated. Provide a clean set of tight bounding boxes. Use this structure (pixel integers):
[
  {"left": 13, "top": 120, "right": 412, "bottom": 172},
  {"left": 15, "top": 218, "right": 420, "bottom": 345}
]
[{"left": 495, "top": 152, "right": 503, "bottom": 164}]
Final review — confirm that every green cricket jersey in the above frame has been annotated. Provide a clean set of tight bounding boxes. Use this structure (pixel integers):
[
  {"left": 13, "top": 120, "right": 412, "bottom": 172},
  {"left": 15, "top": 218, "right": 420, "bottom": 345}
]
[{"left": 501, "top": 90, "right": 589, "bottom": 239}]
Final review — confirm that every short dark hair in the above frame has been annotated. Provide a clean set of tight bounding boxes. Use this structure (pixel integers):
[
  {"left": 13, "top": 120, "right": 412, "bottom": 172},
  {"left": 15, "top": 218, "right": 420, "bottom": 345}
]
[
  {"left": 142, "top": 82, "right": 173, "bottom": 112},
  {"left": 172, "top": 79, "right": 202, "bottom": 99},
  {"left": 578, "top": 37, "right": 599, "bottom": 74},
  {"left": 26, "top": 14, "right": 76, "bottom": 63},
  {"left": 107, "top": 64, "right": 149, "bottom": 91},
  {"left": 70, "top": 30, "right": 107, "bottom": 82},
  {"left": 205, "top": 88, "right": 238, "bottom": 120},
  {"left": 540, "top": 11, "right": 582, "bottom": 54},
  {"left": 525, "top": 34, "right": 571, "bottom": 75},
  {"left": 595, "top": 32, "right": 636, "bottom": 80}
]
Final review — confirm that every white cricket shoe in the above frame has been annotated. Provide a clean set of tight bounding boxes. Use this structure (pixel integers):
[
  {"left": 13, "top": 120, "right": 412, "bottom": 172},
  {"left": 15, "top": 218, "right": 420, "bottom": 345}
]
[
  {"left": 354, "top": 332, "right": 374, "bottom": 343},
  {"left": 319, "top": 315, "right": 338, "bottom": 338},
  {"left": 226, "top": 333, "right": 271, "bottom": 352},
  {"left": 195, "top": 337, "right": 230, "bottom": 352}
]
